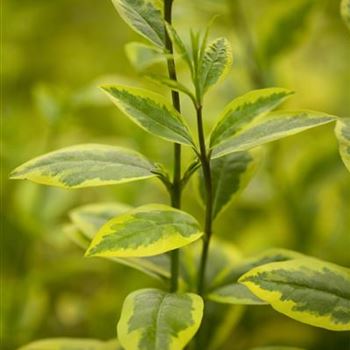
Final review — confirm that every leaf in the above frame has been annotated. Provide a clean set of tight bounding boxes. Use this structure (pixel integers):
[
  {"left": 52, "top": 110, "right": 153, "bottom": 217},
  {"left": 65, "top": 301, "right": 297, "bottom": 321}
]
[
  {"left": 111, "top": 0, "right": 165, "bottom": 47},
  {"left": 239, "top": 258, "right": 350, "bottom": 331},
  {"left": 199, "top": 37, "right": 232, "bottom": 95},
  {"left": 85, "top": 204, "right": 203, "bottom": 257},
  {"left": 125, "top": 42, "right": 166, "bottom": 71},
  {"left": 335, "top": 118, "right": 350, "bottom": 172},
  {"left": 117, "top": 288, "right": 203, "bottom": 350},
  {"left": 68, "top": 203, "right": 171, "bottom": 280},
  {"left": 18, "top": 338, "right": 121, "bottom": 350},
  {"left": 198, "top": 149, "right": 261, "bottom": 219},
  {"left": 208, "top": 249, "right": 304, "bottom": 306},
  {"left": 341, "top": 0, "right": 350, "bottom": 31},
  {"left": 209, "top": 88, "right": 294, "bottom": 148},
  {"left": 259, "top": 0, "right": 315, "bottom": 64},
  {"left": 102, "top": 85, "right": 194, "bottom": 145},
  {"left": 211, "top": 110, "right": 336, "bottom": 159},
  {"left": 10, "top": 144, "right": 156, "bottom": 189},
  {"left": 70, "top": 202, "right": 132, "bottom": 239}
]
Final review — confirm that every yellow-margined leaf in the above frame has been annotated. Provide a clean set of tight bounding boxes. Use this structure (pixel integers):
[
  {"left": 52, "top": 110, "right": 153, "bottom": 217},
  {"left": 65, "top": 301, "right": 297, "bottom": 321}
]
[
  {"left": 85, "top": 204, "right": 203, "bottom": 258},
  {"left": 68, "top": 202, "right": 170, "bottom": 280},
  {"left": 208, "top": 249, "right": 304, "bottom": 305},
  {"left": 10, "top": 144, "right": 156, "bottom": 188},
  {"left": 102, "top": 85, "right": 194, "bottom": 145},
  {"left": 117, "top": 288, "right": 203, "bottom": 350},
  {"left": 209, "top": 88, "right": 294, "bottom": 148},
  {"left": 70, "top": 202, "right": 132, "bottom": 239},
  {"left": 239, "top": 258, "right": 350, "bottom": 331},
  {"left": 212, "top": 110, "right": 336, "bottom": 159}
]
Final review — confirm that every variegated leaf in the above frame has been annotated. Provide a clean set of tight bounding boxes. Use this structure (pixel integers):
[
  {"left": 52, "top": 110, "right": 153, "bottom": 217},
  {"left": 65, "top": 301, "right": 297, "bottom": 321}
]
[
  {"left": 111, "top": 0, "right": 165, "bottom": 47},
  {"left": 199, "top": 37, "right": 232, "bottom": 95},
  {"left": 102, "top": 85, "right": 194, "bottom": 145},
  {"left": 19, "top": 338, "right": 121, "bottom": 350},
  {"left": 70, "top": 202, "right": 132, "bottom": 239},
  {"left": 198, "top": 148, "right": 261, "bottom": 219},
  {"left": 209, "top": 88, "right": 294, "bottom": 148},
  {"left": 68, "top": 202, "right": 170, "bottom": 280},
  {"left": 10, "top": 144, "right": 156, "bottom": 188},
  {"left": 212, "top": 110, "right": 336, "bottom": 159},
  {"left": 240, "top": 258, "right": 350, "bottom": 331},
  {"left": 208, "top": 249, "right": 304, "bottom": 306},
  {"left": 335, "top": 118, "right": 350, "bottom": 172},
  {"left": 117, "top": 289, "right": 203, "bottom": 350},
  {"left": 86, "top": 204, "right": 203, "bottom": 257}
]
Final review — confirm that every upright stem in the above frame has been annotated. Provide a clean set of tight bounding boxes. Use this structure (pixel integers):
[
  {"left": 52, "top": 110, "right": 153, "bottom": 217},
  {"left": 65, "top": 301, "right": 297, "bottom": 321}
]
[
  {"left": 164, "top": 0, "right": 182, "bottom": 293},
  {"left": 195, "top": 105, "right": 213, "bottom": 296}
]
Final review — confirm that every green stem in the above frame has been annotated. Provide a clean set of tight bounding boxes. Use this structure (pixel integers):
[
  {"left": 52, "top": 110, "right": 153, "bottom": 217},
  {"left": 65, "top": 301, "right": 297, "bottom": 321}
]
[
  {"left": 195, "top": 105, "right": 213, "bottom": 296},
  {"left": 164, "top": 0, "right": 182, "bottom": 293}
]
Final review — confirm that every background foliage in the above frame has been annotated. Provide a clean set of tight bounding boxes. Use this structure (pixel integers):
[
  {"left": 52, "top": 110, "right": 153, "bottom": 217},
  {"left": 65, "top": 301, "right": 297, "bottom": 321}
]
[{"left": 2, "top": 0, "right": 350, "bottom": 349}]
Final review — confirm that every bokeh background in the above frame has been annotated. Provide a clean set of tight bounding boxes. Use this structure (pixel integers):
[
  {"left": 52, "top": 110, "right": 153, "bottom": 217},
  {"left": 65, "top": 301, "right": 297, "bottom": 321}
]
[{"left": 2, "top": 0, "right": 350, "bottom": 349}]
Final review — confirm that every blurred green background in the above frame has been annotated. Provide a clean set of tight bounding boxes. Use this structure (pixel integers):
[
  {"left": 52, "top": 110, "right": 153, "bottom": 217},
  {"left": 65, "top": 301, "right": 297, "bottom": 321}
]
[{"left": 2, "top": 0, "right": 350, "bottom": 349}]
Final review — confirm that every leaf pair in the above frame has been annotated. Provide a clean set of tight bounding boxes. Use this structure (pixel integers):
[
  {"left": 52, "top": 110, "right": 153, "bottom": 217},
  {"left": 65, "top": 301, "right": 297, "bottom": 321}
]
[{"left": 209, "top": 88, "right": 336, "bottom": 158}]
